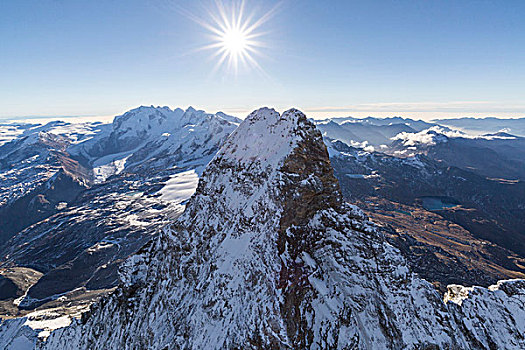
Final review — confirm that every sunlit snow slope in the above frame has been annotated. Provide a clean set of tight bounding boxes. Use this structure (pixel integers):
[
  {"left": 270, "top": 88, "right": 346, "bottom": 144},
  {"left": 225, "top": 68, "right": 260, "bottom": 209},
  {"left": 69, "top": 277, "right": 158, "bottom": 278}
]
[{"left": 31, "top": 108, "right": 525, "bottom": 350}]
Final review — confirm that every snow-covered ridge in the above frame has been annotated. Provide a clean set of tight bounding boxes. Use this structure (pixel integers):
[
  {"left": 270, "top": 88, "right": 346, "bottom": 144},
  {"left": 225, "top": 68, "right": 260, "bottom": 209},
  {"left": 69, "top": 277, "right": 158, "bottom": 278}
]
[
  {"left": 0, "top": 106, "right": 239, "bottom": 344},
  {"left": 3, "top": 108, "right": 525, "bottom": 349},
  {"left": 37, "top": 108, "right": 525, "bottom": 349},
  {"left": 40, "top": 107, "right": 348, "bottom": 349},
  {"left": 72, "top": 105, "right": 241, "bottom": 181},
  {"left": 217, "top": 107, "right": 303, "bottom": 166}
]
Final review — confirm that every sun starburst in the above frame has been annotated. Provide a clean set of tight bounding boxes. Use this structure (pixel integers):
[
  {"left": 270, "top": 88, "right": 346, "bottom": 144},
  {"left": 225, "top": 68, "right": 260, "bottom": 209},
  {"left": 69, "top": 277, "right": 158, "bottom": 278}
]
[{"left": 195, "top": 0, "right": 278, "bottom": 75}]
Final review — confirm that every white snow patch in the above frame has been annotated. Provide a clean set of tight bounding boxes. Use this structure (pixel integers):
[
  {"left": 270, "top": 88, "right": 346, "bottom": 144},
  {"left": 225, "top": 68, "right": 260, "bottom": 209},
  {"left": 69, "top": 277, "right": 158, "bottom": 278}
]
[
  {"left": 126, "top": 214, "right": 150, "bottom": 227},
  {"left": 24, "top": 315, "right": 71, "bottom": 335},
  {"left": 93, "top": 155, "right": 130, "bottom": 183},
  {"left": 159, "top": 170, "right": 199, "bottom": 204},
  {"left": 0, "top": 124, "right": 27, "bottom": 146}
]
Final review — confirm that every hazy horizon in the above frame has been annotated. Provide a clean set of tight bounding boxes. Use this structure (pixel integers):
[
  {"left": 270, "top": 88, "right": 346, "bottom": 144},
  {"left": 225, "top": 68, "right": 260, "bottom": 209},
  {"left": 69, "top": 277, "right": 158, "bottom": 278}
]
[{"left": 1, "top": 104, "right": 525, "bottom": 125}]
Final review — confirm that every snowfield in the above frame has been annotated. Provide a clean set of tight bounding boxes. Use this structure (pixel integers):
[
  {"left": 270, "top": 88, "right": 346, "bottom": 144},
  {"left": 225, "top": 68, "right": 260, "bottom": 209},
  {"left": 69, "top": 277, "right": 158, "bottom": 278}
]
[{"left": 158, "top": 169, "right": 199, "bottom": 205}]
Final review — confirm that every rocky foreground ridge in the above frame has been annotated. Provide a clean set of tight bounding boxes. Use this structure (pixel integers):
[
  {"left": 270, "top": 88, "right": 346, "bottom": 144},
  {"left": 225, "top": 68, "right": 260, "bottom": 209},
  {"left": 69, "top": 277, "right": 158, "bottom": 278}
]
[{"left": 3, "top": 108, "right": 525, "bottom": 349}]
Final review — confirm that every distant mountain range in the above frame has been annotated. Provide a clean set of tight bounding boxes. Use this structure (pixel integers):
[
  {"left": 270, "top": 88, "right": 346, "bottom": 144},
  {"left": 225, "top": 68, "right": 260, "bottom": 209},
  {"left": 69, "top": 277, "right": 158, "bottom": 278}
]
[
  {"left": 433, "top": 117, "right": 525, "bottom": 137},
  {"left": 0, "top": 107, "right": 238, "bottom": 317},
  {"left": 0, "top": 110, "right": 524, "bottom": 349},
  {"left": 318, "top": 115, "right": 525, "bottom": 289},
  {"left": 315, "top": 116, "right": 525, "bottom": 180},
  {"left": 328, "top": 140, "right": 525, "bottom": 289}
]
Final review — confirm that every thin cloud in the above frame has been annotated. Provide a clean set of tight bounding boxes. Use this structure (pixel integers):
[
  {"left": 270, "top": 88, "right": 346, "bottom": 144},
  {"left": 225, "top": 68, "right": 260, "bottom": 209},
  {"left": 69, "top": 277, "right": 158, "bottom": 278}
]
[{"left": 306, "top": 101, "right": 525, "bottom": 114}]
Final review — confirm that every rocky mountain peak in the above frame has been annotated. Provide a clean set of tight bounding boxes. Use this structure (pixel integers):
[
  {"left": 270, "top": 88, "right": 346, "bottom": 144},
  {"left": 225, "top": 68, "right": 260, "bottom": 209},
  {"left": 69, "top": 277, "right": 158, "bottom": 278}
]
[
  {"left": 36, "top": 108, "right": 525, "bottom": 350},
  {"left": 82, "top": 106, "right": 240, "bottom": 166},
  {"left": 184, "top": 107, "right": 341, "bottom": 232},
  {"left": 112, "top": 106, "right": 183, "bottom": 134},
  {"left": 216, "top": 107, "right": 304, "bottom": 165},
  {"left": 112, "top": 106, "right": 232, "bottom": 136}
]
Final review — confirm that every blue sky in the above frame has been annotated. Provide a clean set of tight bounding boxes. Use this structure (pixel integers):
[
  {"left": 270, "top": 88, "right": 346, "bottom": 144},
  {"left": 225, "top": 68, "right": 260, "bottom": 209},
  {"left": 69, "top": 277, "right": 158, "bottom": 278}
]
[{"left": 1, "top": 0, "right": 524, "bottom": 120}]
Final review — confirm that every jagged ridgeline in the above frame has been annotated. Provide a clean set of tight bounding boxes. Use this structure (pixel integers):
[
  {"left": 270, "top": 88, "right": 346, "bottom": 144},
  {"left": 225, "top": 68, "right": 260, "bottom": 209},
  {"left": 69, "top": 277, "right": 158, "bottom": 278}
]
[{"left": 36, "top": 108, "right": 525, "bottom": 349}]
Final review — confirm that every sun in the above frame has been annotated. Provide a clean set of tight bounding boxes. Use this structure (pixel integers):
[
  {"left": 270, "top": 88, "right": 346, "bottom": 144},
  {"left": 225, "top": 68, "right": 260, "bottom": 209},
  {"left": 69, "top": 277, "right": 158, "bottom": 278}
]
[
  {"left": 194, "top": 0, "right": 278, "bottom": 74},
  {"left": 221, "top": 28, "right": 248, "bottom": 56},
  {"left": 212, "top": 15, "right": 256, "bottom": 71}
]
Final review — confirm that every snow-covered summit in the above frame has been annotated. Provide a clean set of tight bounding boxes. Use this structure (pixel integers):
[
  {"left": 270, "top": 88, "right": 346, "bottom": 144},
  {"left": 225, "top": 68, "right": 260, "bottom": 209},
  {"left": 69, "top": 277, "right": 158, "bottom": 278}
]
[
  {"left": 111, "top": 105, "right": 184, "bottom": 138},
  {"left": 68, "top": 106, "right": 240, "bottom": 182},
  {"left": 111, "top": 105, "right": 239, "bottom": 135},
  {"left": 217, "top": 107, "right": 307, "bottom": 166},
  {"left": 80, "top": 106, "right": 238, "bottom": 157},
  {"left": 188, "top": 107, "right": 340, "bottom": 222}
]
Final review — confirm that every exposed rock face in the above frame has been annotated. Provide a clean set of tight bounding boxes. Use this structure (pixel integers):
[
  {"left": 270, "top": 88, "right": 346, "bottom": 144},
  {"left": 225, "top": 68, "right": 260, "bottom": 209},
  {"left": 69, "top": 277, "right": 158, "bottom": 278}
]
[
  {"left": 0, "top": 131, "right": 91, "bottom": 245},
  {"left": 39, "top": 108, "right": 525, "bottom": 349}
]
